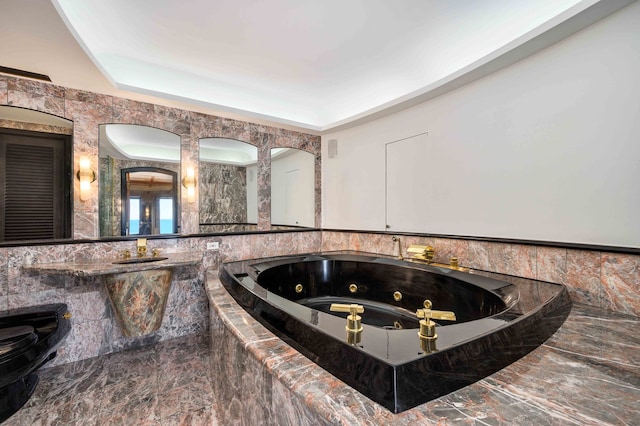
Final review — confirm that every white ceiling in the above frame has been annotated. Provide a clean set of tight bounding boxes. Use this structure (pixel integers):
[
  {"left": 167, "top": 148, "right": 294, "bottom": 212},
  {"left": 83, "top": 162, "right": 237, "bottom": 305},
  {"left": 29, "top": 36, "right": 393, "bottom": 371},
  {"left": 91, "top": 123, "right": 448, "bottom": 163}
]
[{"left": 1, "top": 0, "right": 634, "bottom": 132}]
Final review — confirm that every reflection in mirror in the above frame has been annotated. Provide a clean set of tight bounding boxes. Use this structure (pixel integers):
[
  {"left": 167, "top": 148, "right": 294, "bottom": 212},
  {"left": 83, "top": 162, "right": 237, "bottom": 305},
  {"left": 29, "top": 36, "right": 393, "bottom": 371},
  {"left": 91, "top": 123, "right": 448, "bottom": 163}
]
[
  {"left": 121, "top": 167, "right": 177, "bottom": 235},
  {"left": 99, "top": 125, "right": 181, "bottom": 236},
  {"left": 198, "top": 138, "right": 257, "bottom": 233},
  {"left": 0, "top": 106, "right": 73, "bottom": 242},
  {"left": 270, "top": 148, "right": 315, "bottom": 228}
]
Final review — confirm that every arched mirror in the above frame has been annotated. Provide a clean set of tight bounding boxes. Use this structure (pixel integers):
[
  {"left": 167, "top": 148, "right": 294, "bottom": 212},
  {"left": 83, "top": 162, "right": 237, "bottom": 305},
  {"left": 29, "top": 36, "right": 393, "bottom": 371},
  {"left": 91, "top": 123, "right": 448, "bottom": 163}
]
[
  {"left": 0, "top": 106, "right": 73, "bottom": 242},
  {"left": 99, "top": 124, "right": 181, "bottom": 236},
  {"left": 199, "top": 138, "right": 258, "bottom": 233},
  {"left": 270, "top": 148, "right": 315, "bottom": 228}
]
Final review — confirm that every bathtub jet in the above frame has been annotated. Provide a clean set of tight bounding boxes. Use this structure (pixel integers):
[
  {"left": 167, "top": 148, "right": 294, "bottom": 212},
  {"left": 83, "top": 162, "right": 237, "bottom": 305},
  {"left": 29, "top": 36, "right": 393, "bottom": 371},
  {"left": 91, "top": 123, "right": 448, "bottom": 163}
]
[{"left": 220, "top": 252, "right": 571, "bottom": 413}]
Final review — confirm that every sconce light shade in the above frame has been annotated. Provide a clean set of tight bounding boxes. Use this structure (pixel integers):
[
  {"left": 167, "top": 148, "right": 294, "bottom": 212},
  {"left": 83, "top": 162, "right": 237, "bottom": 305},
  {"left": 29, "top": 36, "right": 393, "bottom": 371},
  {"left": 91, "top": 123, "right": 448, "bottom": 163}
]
[
  {"left": 182, "top": 167, "right": 197, "bottom": 203},
  {"left": 77, "top": 157, "right": 96, "bottom": 201}
]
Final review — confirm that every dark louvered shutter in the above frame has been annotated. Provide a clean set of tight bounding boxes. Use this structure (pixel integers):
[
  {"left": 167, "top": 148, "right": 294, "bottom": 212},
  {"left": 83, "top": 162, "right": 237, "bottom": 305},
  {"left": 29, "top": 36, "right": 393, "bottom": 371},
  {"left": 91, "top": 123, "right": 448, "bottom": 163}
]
[
  {"left": 5, "top": 144, "right": 56, "bottom": 240},
  {"left": 1, "top": 129, "right": 71, "bottom": 242}
]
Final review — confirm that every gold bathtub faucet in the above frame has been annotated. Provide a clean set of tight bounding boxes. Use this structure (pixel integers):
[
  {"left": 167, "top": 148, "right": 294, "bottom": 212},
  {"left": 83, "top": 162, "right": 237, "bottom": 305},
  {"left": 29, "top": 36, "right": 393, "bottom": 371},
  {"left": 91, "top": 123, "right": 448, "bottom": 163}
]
[
  {"left": 406, "top": 245, "right": 467, "bottom": 271},
  {"left": 406, "top": 245, "right": 435, "bottom": 263}
]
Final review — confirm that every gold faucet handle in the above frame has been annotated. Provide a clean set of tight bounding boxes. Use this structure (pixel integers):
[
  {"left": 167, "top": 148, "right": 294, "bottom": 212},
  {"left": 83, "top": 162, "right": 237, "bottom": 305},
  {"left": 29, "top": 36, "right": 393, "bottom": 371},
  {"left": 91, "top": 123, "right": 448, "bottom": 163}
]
[
  {"left": 331, "top": 303, "right": 365, "bottom": 334},
  {"left": 416, "top": 308, "right": 457, "bottom": 322},
  {"left": 424, "top": 246, "right": 435, "bottom": 259},
  {"left": 330, "top": 303, "right": 364, "bottom": 317},
  {"left": 416, "top": 300, "right": 457, "bottom": 321}
]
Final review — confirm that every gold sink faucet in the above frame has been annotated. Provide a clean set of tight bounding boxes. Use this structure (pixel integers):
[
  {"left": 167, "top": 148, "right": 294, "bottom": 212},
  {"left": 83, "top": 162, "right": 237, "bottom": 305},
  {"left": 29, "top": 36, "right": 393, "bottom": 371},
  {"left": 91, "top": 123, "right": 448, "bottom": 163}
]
[{"left": 137, "top": 238, "right": 147, "bottom": 258}]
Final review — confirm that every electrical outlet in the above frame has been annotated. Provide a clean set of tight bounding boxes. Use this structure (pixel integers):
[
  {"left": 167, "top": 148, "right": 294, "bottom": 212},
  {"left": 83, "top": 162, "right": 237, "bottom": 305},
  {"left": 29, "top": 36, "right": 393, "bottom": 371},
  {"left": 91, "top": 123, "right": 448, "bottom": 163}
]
[{"left": 207, "top": 242, "right": 220, "bottom": 250}]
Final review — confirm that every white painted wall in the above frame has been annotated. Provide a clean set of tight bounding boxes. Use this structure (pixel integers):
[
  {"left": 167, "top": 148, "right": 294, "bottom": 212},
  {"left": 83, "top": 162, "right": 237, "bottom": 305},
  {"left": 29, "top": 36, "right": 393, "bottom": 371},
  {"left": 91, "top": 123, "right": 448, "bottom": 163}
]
[
  {"left": 322, "top": 1, "right": 640, "bottom": 248},
  {"left": 271, "top": 149, "right": 315, "bottom": 227}
]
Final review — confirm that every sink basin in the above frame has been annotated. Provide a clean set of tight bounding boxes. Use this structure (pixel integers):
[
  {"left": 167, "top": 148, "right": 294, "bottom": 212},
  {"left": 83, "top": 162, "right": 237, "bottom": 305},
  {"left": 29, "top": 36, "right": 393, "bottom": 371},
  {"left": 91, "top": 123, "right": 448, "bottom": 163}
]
[{"left": 112, "top": 257, "right": 168, "bottom": 265}]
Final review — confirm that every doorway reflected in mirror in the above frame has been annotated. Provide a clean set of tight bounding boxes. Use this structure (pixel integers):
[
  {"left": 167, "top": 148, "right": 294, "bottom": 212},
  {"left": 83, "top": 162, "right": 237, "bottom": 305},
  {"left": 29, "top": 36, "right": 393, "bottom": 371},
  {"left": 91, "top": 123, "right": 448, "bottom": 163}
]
[{"left": 121, "top": 168, "right": 177, "bottom": 236}]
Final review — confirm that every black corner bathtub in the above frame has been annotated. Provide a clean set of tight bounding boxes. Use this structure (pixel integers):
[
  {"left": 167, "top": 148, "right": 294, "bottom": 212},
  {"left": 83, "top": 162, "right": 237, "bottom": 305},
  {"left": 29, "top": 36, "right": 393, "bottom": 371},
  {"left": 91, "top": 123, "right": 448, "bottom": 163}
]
[{"left": 220, "top": 252, "right": 571, "bottom": 413}]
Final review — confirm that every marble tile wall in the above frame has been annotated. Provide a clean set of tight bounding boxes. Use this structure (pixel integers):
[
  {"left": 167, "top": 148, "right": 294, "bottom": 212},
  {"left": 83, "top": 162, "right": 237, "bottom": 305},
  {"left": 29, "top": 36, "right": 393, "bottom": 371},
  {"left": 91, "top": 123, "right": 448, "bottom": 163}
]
[
  {"left": 0, "top": 231, "right": 321, "bottom": 367},
  {"left": 321, "top": 231, "right": 640, "bottom": 317},
  {"left": 0, "top": 75, "right": 321, "bottom": 238}
]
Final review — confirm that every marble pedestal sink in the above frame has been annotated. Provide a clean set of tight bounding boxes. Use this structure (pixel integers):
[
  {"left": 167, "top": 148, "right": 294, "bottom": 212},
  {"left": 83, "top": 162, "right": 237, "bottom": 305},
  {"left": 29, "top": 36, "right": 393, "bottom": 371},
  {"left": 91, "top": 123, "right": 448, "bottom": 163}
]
[
  {"left": 23, "top": 252, "right": 202, "bottom": 338},
  {"left": 104, "top": 269, "right": 173, "bottom": 337}
]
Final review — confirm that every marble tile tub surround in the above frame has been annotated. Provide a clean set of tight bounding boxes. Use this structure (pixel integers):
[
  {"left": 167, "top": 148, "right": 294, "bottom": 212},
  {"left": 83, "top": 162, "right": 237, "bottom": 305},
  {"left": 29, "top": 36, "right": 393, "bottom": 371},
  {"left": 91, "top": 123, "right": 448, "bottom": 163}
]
[
  {"left": 208, "top": 272, "right": 640, "bottom": 425},
  {"left": 0, "top": 75, "right": 321, "bottom": 238},
  {"left": 0, "top": 231, "right": 322, "bottom": 367},
  {"left": 322, "top": 231, "right": 640, "bottom": 318}
]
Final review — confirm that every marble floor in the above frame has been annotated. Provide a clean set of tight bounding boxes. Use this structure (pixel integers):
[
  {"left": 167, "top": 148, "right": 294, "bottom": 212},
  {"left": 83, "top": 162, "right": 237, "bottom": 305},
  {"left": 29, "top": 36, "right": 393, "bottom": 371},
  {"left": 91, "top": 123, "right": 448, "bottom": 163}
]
[
  {"left": 4, "top": 333, "right": 218, "bottom": 425},
  {"left": 5, "top": 302, "right": 639, "bottom": 425}
]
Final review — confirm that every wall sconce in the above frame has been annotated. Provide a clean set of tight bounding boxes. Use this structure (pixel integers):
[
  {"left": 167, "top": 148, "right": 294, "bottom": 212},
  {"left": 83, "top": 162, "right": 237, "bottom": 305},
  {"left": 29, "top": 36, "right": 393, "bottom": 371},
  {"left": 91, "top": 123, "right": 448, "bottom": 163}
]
[
  {"left": 76, "top": 157, "right": 96, "bottom": 201},
  {"left": 182, "top": 167, "right": 197, "bottom": 203}
]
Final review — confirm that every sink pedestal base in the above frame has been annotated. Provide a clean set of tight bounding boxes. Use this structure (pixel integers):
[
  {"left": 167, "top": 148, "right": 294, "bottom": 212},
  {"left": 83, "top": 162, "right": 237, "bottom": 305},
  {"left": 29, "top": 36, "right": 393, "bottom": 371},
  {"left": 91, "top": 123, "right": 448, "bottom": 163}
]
[{"left": 105, "top": 269, "right": 173, "bottom": 337}]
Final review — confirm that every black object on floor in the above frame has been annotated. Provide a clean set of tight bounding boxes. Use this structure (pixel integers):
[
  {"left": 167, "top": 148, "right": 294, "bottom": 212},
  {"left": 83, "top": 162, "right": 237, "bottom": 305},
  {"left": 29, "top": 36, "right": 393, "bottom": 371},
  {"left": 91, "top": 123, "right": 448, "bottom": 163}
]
[{"left": 0, "top": 304, "right": 71, "bottom": 423}]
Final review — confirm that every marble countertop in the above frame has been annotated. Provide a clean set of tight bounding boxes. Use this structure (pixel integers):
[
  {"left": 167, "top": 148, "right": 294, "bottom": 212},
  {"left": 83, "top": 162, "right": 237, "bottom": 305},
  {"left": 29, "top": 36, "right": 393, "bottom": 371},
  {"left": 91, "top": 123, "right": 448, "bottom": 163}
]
[
  {"left": 207, "top": 270, "right": 640, "bottom": 425},
  {"left": 23, "top": 251, "right": 203, "bottom": 277}
]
